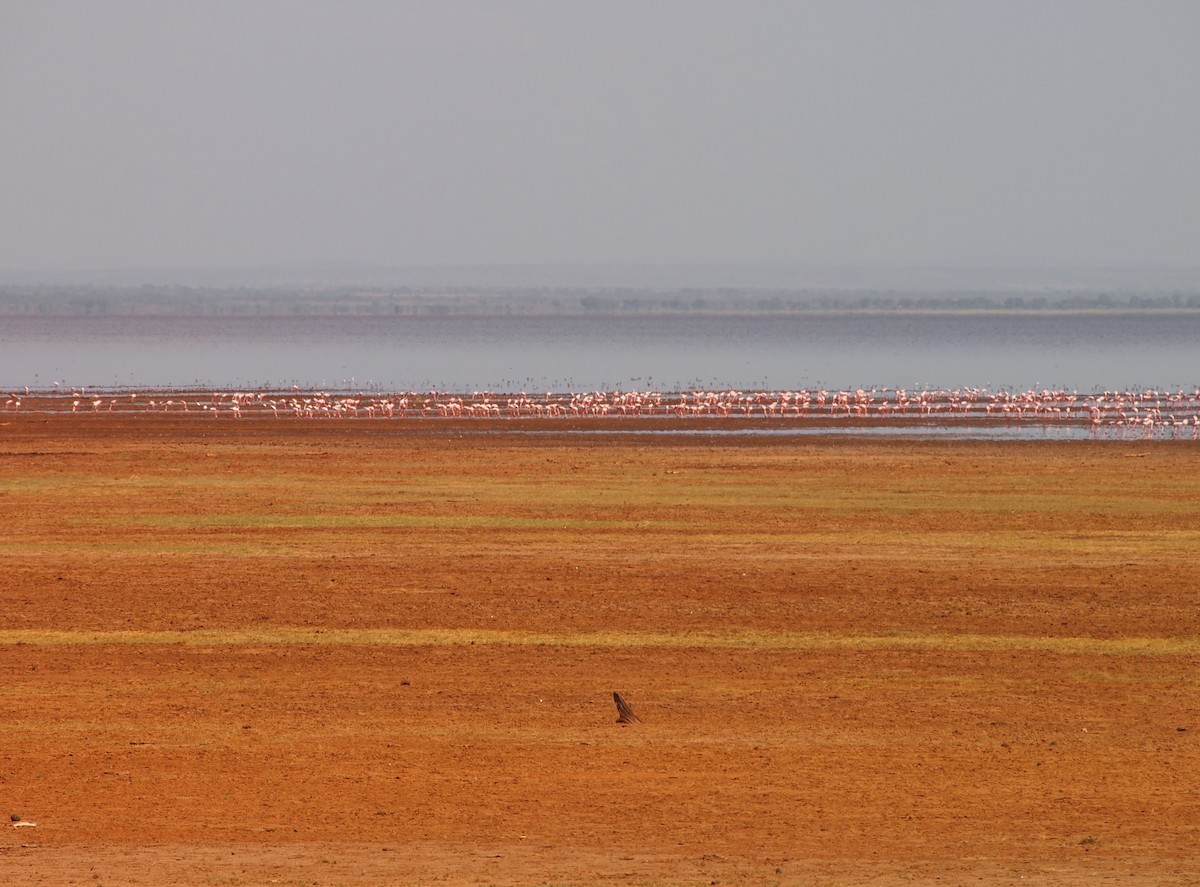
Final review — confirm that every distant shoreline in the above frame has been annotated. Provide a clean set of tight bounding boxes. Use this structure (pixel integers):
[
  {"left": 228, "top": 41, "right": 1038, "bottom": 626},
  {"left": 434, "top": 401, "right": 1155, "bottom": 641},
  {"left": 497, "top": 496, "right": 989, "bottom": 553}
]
[{"left": 2, "top": 283, "right": 1198, "bottom": 317}]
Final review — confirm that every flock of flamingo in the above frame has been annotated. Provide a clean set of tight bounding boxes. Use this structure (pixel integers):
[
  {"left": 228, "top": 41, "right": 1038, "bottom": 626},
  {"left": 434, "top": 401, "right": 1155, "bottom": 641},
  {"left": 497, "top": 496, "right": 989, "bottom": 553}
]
[{"left": 4, "top": 384, "right": 1200, "bottom": 439}]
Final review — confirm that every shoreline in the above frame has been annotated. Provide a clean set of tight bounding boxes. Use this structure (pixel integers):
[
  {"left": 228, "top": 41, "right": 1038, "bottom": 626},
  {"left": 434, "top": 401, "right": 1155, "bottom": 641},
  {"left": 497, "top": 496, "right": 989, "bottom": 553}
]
[{"left": 4, "top": 385, "right": 1198, "bottom": 441}]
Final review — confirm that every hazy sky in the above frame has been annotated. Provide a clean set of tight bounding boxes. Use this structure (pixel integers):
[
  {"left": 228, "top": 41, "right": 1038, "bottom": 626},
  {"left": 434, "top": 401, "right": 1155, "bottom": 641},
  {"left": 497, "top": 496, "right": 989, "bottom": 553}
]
[{"left": 2, "top": 1, "right": 1197, "bottom": 276}]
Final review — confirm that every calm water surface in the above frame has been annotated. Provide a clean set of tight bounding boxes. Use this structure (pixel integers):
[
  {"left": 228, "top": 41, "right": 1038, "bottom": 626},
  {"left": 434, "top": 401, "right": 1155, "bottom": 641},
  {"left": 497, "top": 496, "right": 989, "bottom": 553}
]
[{"left": 2, "top": 313, "right": 1197, "bottom": 393}]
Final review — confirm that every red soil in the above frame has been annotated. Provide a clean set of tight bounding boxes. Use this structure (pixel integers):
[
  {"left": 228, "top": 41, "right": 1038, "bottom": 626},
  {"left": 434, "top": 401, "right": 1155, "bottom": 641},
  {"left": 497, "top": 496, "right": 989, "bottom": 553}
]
[{"left": 1, "top": 413, "right": 1198, "bottom": 885}]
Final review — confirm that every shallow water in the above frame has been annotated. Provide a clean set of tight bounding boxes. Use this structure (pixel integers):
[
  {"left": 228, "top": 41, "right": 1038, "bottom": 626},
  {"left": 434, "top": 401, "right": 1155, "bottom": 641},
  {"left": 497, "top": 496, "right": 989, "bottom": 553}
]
[
  {"left": 459, "top": 424, "right": 1098, "bottom": 441},
  {"left": 1, "top": 311, "right": 1197, "bottom": 392},
  {"left": 8, "top": 384, "right": 1199, "bottom": 443}
]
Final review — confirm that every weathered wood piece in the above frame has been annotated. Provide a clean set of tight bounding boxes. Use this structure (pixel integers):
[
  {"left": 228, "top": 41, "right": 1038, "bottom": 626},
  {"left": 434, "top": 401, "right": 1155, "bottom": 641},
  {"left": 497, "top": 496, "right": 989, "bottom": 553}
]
[{"left": 613, "top": 691, "right": 641, "bottom": 724}]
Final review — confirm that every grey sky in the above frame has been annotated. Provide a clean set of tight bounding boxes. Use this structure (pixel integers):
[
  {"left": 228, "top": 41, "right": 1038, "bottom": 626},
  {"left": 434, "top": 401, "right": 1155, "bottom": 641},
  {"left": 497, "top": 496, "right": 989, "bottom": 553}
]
[{"left": 2, "top": 1, "right": 1197, "bottom": 277}]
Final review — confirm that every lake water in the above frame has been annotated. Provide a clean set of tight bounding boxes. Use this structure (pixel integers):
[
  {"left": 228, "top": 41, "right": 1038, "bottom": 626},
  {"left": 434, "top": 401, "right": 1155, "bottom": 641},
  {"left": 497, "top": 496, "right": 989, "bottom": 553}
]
[{"left": 1, "top": 312, "right": 1197, "bottom": 394}]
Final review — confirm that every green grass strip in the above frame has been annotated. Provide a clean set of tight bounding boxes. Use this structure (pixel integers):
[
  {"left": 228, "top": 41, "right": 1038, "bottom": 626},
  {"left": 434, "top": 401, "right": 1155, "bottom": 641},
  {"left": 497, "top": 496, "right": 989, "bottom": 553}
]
[{"left": 0, "top": 628, "right": 1196, "bottom": 656}]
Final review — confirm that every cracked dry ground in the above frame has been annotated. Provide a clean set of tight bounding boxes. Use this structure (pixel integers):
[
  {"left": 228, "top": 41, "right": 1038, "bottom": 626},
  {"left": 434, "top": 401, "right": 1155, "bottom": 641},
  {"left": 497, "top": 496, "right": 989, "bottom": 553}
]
[{"left": 1, "top": 413, "right": 1198, "bottom": 885}]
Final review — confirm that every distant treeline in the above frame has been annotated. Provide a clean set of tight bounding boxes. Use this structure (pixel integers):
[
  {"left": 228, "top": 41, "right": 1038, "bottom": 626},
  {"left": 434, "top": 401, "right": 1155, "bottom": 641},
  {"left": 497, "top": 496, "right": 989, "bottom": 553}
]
[{"left": 1, "top": 285, "right": 1198, "bottom": 316}]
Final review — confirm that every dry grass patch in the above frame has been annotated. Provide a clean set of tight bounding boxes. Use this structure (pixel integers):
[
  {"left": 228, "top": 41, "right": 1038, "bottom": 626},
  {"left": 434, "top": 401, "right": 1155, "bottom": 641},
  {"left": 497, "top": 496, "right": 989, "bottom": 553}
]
[{"left": 3, "top": 627, "right": 1197, "bottom": 656}]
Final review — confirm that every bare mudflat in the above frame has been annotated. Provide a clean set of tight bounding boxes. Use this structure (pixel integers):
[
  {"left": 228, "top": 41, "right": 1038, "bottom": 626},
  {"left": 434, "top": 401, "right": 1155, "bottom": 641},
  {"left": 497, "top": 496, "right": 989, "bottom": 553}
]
[{"left": 2, "top": 412, "right": 1198, "bottom": 885}]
